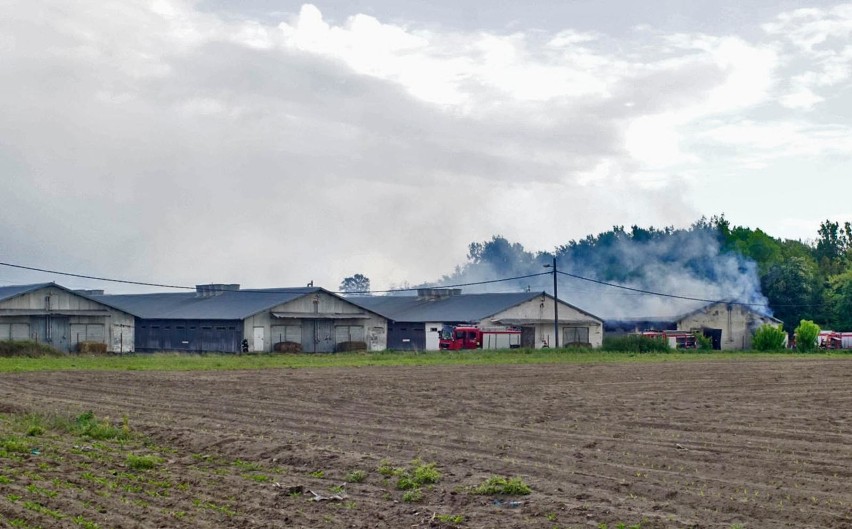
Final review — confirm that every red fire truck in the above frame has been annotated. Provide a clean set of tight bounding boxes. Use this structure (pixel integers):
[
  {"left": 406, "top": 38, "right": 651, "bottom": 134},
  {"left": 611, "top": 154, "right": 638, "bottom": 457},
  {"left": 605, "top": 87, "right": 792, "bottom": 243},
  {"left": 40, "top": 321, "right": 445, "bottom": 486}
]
[
  {"left": 438, "top": 325, "right": 522, "bottom": 350},
  {"left": 637, "top": 330, "right": 697, "bottom": 349},
  {"left": 819, "top": 331, "right": 852, "bottom": 349}
]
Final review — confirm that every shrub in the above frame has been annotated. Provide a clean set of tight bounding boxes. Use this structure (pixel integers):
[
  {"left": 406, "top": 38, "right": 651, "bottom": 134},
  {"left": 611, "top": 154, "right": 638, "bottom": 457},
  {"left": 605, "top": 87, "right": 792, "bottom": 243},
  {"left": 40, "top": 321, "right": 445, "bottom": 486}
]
[
  {"left": 273, "top": 341, "right": 302, "bottom": 353},
  {"left": 76, "top": 341, "right": 108, "bottom": 355},
  {"left": 795, "top": 320, "right": 821, "bottom": 353},
  {"left": 694, "top": 332, "right": 713, "bottom": 350},
  {"left": 752, "top": 324, "right": 787, "bottom": 351},
  {"left": 335, "top": 341, "right": 367, "bottom": 353},
  {"left": 603, "top": 335, "right": 670, "bottom": 353},
  {"left": 0, "top": 340, "right": 62, "bottom": 358}
]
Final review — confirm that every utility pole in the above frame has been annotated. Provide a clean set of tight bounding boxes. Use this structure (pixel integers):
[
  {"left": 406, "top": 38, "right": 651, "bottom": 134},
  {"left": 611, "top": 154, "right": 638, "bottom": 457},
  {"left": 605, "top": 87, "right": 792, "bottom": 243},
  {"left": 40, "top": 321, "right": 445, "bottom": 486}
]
[{"left": 544, "top": 257, "right": 559, "bottom": 348}]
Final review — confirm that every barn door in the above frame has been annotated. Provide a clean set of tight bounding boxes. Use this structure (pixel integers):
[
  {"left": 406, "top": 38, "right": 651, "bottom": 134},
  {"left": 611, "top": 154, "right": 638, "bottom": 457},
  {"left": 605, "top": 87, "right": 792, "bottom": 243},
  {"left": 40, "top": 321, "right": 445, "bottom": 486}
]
[
  {"left": 521, "top": 327, "right": 536, "bottom": 348},
  {"left": 253, "top": 326, "right": 265, "bottom": 352},
  {"left": 48, "top": 317, "right": 69, "bottom": 352}
]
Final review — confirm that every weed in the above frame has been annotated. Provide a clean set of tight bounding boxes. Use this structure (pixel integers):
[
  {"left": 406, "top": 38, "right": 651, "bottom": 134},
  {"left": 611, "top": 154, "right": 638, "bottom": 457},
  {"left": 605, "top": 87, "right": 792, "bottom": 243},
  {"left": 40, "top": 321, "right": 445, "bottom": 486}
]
[
  {"left": 0, "top": 475, "right": 12, "bottom": 484},
  {"left": 233, "top": 459, "right": 261, "bottom": 471},
  {"left": 730, "top": 525, "right": 745, "bottom": 529},
  {"left": 126, "top": 454, "right": 161, "bottom": 470},
  {"left": 434, "top": 513, "right": 465, "bottom": 524},
  {"left": 377, "top": 460, "right": 400, "bottom": 477},
  {"left": 1, "top": 436, "right": 29, "bottom": 453},
  {"left": 397, "top": 459, "right": 441, "bottom": 490},
  {"left": 73, "top": 515, "right": 101, "bottom": 529},
  {"left": 330, "top": 484, "right": 345, "bottom": 493},
  {"left": 246, "top": 474, "right": 272, "bottom": 483},
  {"left": 74, "top": 412, "right": 128, "bottom": 441},
  {"left": 346, "top": 469, "right": 367, "bottom": 483},
  {"left": 402, "top": 488, "right": 423, "bottom": 502},
  {"left": 473, "top": 476, "right": 531, "bottom": 495},
  {"left": 26, "top": 484, "right": 57, "bottom": 498},
  {"left": 23, "top": 501, "right": 65, "bottom": 519},
  {"left": 309, "top": 470, "right": 325, "bottom": 478},
  {"left": 7, "top": 494, "right": 21, "bottom": 502}
]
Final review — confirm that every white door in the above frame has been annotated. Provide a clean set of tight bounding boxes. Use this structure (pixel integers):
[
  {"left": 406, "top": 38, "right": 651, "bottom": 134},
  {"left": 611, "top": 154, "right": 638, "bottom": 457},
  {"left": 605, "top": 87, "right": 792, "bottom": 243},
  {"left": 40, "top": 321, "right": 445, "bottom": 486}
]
[{"left": 253, "top": 326, "right": 265, "bottom": 352}]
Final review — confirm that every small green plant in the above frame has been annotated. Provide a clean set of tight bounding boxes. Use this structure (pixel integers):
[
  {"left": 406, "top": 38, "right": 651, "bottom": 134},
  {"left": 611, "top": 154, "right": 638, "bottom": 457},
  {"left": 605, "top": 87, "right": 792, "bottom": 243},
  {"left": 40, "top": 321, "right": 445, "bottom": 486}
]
[
  {"left": 1, "top": 436, "right": 29, "bottom": 453},
  {"left": 330, "top": 484, "right": 345, "bottom": 493},
  {"left": 402, "top": 488, "right": 423, "bottom": 502},
  {"left": 729, "top": 524, "right": 745, "bottom": 529},
  {"left": 345, "top": 469, "right": 367, "bottom": 483},
  {"left": 473, "top": 476, "right": 531, "bottom": 495},
  {"left": 247, "top": 474, "right": 272, "bottom": 483},
  {"left": 376, "top": 460, "right": 400, "bottom": 477},
  {"left": 397, "top": 459, "right": 441, "bottom": 490},
  {"left": 126, "top": 454, "right": 161, "bottom": 470},
  {"left": 435, "top": 513, "right": 465, "bottom": 524},
  {"left": 73, "top": 515, "right": 101, "bottom": 529},
  {"left": 308, "top": 470, "right": 325, "bottom": 478},
  {"left": 74, "top": 411, "right": 127, "bottom": 440}
]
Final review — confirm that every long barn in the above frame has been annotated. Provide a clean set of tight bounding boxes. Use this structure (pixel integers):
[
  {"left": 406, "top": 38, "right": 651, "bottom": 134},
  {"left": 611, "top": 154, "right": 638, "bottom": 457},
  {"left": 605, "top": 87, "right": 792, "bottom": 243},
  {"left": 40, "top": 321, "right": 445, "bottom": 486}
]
[
  {"left": 0, "top": 283, "right": 135, "bottom": 353},
  {"left": 97, "top": 284, "right": 387, "bottom": 353}
]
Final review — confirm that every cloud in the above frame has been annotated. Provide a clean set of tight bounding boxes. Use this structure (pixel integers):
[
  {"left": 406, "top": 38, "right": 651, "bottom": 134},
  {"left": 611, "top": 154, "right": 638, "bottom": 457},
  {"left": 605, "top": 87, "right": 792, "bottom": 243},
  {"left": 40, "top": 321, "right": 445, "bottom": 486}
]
[{"left": 0, "top": 1, "right": 848, "bottom": 292}]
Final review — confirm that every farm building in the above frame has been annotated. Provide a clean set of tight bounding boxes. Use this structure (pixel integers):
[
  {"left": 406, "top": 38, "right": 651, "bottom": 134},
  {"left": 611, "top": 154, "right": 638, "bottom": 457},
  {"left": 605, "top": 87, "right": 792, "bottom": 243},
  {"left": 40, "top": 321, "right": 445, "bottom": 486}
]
[
  {"left": 350, "top": 288, "right": 603, "bottom": 350},
  {"left": 674, "top": 301, "right": 782, "bottom": 350},
  {"left": 97, "top": 284, "right": 388, "bottom": 353},
  {"left": 0, "top": 283, "right": 135, "bottom": 353},
  {"left": 605, "top": 302, "right": 782, "bottom": 350}
]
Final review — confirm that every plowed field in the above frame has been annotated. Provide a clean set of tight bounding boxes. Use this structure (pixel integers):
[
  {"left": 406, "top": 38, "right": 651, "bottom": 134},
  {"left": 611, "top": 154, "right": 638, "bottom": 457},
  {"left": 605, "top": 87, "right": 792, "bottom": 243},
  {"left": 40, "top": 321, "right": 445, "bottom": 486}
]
[{"left": 1, "top": 358, "right": 850, "bottom": 528}]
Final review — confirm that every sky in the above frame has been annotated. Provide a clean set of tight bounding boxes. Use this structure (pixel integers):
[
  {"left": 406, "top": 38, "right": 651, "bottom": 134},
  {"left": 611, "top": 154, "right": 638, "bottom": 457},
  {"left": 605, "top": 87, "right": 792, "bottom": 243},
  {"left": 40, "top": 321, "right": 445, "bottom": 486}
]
[{"left": 1, "top": 0, "right": 851, "bottom": 294}]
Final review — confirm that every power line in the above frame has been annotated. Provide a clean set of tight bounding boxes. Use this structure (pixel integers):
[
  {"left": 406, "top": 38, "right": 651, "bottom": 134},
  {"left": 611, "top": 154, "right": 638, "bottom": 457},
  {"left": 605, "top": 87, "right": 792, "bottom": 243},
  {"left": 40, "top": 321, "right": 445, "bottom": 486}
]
[
  {"left": 0, "top": 261, "right": 550, "bottom": 296},
  {"left": 0, "top": 262, "right": 195, "bottom": 290},
  {"left": 0, "top": 260, "right": 823, "bottom": 308}
]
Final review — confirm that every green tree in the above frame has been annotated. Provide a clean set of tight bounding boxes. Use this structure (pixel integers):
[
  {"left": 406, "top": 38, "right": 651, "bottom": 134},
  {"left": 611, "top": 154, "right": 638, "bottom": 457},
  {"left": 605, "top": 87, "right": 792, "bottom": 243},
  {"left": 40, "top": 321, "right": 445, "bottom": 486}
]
[
  {"left": 826, "top": 270, "right": 852, "bottom": 330},
  {"left": 794, "top": 320, "right": 821, "bottom": 353},
  {"left": 339, "top": 274, "right": 371, "bottom": 295},
  {"left": 761, "top": 257, "right": 820, "bottom": 328},
  {"left": 815, "top": 220, "right": 851, "bottom": 276},
  {"left": 752, "top": 324, "right": 787, "bottom": 351}
]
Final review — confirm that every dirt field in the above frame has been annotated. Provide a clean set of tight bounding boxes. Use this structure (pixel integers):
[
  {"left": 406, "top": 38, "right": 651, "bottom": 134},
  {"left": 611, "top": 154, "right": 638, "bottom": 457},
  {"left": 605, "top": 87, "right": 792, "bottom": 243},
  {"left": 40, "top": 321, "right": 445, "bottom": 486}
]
[{"left": 0, "top": 358, "right": 850, "bottom": 528}]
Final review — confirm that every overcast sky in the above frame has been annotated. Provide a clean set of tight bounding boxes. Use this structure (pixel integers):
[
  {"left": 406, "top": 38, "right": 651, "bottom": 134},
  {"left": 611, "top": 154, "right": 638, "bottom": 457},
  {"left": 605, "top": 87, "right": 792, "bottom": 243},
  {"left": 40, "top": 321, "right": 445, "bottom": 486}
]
[{"left": 1, "top": 1, "right": 851, "bottom": 293}]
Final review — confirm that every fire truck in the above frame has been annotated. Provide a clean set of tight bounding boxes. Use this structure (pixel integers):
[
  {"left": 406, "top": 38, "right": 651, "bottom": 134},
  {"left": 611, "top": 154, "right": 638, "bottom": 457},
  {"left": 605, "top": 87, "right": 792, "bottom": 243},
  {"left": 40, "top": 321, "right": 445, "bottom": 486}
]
[
  {"left": 438, "top": 325, "right": 522, "bottom": 350},
  {"left": 637, "top": 330, "right": 697, "bottom": 349},
  {"left": 819, "top": 331, "right": 852, "bottom": 349}
]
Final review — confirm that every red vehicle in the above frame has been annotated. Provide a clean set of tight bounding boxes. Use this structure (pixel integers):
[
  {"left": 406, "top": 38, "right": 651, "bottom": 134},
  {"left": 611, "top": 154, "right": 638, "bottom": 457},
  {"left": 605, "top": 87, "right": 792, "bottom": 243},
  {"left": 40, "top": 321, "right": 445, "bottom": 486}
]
[
  {"left": 638, "top": 330, "right": 697, "bottom": 349},
  {"left": 819, "top": 331, "right": 852, "bottom": 349},
  {"left": 439, "top": 325, "right": 522, "bottom": 350}
]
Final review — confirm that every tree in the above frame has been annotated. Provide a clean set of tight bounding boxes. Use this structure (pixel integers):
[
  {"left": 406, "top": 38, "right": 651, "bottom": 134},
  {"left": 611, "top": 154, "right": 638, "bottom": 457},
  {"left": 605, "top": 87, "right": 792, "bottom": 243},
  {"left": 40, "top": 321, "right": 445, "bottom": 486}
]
[
  {"left": 794, "top": 320, "right": 821, "bottom": 353},
  {"left": 339, "top": 274, "right": 371, "bottom": 295},
  {"left": 827, "top": 270, "right": 852, "bottom": 330},
  {"left": 760, "top": 257, "right": 820, "bottom": 328},
  {"left": 752, "top": 324, "right": 787, "bottom": 351}
]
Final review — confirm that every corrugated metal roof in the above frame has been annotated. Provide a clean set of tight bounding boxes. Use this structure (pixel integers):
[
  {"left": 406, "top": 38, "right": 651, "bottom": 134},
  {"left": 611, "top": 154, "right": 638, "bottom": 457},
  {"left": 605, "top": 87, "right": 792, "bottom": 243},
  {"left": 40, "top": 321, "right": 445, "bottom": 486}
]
[
  {"left": 350, "top": 292, "right": 546, "bottom": 323},
  {"left": 0, "top": 283, "right": 54, "bottom": 303},
  {"left": 96, "top": 287, "right": 322, "bottom": 320}
]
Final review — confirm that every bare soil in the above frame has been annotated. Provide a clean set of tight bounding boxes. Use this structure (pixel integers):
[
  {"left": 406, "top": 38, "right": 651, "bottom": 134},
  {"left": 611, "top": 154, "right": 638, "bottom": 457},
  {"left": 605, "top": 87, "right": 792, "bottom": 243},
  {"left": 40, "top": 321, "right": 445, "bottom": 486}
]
[{"left": 0, "top": 358, "right": 851, "bottom": 528}]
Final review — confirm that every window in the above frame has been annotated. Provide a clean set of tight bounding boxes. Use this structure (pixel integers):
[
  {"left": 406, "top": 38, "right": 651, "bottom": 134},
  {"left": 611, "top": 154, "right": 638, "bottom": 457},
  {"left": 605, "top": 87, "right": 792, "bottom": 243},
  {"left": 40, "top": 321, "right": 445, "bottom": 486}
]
[
  {"left": 271, "top": 325, "right": 301, "bottom": 343},
  {"left": 335, "top": 325, "right": 365, "bottom": 343},
  {"left": 563, "top": 327, "right": 590, "bottom": 344}
]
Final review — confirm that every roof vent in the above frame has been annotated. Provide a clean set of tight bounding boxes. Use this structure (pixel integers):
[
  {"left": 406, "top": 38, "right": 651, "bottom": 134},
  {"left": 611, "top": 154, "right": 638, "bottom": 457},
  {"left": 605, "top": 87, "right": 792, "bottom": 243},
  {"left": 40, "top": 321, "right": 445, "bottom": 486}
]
[
  {"left": 196, "top": 284, "right": 240, "bottom": 297},
  {"left": 417, "top": 288, "right": 461, "bottom": 301}
]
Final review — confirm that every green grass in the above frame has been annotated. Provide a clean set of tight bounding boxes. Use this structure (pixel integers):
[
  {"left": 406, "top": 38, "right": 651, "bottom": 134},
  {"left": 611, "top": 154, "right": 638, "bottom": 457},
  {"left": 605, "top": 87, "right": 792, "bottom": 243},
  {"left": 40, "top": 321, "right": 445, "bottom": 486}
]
[
  {"left": 0, "top": 349, "right": 844, "bottom": 373},
  {"left": 126, "top": 454, "right": 162, "bottom": 471}
]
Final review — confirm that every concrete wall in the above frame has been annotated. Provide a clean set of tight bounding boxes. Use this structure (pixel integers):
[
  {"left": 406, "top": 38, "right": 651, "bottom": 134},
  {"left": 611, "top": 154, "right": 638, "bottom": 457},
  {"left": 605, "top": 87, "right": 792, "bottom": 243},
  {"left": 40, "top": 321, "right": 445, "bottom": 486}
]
[
  {"left": 676, "top": 302, "right": 779, "bottom": 350},
  {"left": 492, "top": 296, "right": 604, "bottom": 348},
  {"left": 0, "top": 285, "right": 135, "bottom": 353},
  {"left": 242, "top": 290, "right": 387, "bottom": 352}
]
